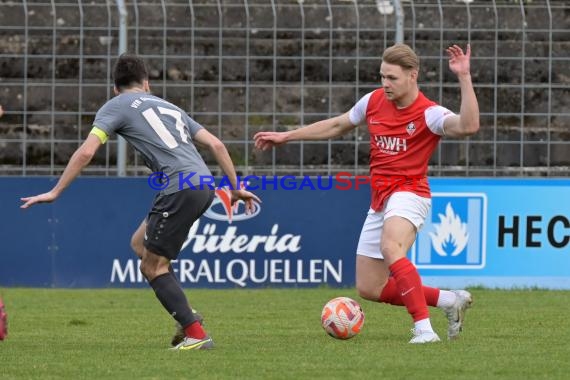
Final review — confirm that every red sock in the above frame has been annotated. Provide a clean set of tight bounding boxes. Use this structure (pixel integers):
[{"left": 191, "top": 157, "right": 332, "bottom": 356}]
[
  {"left": 184, "top": 321, "right": 206, "bottom": 340},
  {"left": 379, "top": 277, "right": 440, "bottom": 307},
  {"left": 389, "top": 257, "right": 429, "bottom": 322}
]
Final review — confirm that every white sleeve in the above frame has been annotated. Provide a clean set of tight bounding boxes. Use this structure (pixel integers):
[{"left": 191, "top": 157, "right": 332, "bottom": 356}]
[
  {"left": 424, "top": 105, "right": 456, "bottom": 136},
  {"left": 348, "top": 92, "right": 373, "bottom": 126}
]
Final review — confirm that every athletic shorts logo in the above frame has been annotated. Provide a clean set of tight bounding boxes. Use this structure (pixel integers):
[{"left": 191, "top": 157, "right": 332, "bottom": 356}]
[{"left": 411, "top": 193, "right": 487, "bottom": 269}]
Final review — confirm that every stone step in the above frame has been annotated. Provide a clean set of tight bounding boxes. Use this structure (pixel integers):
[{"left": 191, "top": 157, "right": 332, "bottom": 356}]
[{"left": 2, "top": 119, "right": 569, "bottom": 169}]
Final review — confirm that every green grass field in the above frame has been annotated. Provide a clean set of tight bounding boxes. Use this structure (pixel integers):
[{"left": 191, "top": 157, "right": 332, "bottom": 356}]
[{"left": 1, "top": 288, "right": 569, "bottom": 380}]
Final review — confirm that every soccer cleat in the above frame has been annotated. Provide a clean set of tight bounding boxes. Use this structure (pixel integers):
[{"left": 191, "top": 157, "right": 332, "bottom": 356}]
[
  {"left": 170, "top": 309, "right": 204, "bottom": 347},
  {"left": 409, "top": 329, "right": 441, "bottom": 344},
  {"left": 442, "top": 290, "right": 473, "bottom": 340},
  {"left": 0, "top": 297, "right": 7, "bottom": 341},
  {"left": 171, "top": 336, "right": 214, "bottom": 351}
]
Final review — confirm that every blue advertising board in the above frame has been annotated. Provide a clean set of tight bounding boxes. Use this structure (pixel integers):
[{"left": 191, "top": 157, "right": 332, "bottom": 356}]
[
  {"left": 414, "top": 179, "right": 570, "bottom": 289},
  {"left": 1, "top": 177, "right": 569, "bottom": 289}
]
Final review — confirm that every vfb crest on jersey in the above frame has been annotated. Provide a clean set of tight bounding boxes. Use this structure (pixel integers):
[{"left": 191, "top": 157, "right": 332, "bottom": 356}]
[
  {"left": 411, "top": 193, "right": 487, "bottom": 269},
  {"left": 406, "top": 122, "right": 416, "bottom": 135}
]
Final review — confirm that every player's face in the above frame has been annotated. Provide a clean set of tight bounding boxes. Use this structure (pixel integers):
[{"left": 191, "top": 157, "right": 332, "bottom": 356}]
[{"left": 379, "top": 62, "right": 417, "bottom": 103}]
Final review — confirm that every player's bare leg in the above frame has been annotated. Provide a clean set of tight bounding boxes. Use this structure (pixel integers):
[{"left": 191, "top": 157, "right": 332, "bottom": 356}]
[
  {"left": 130, "top": 219, "right": 146, "bottom": 259},
  {"left": 355, "top": 255, "right": 390, "bottom": 301}
]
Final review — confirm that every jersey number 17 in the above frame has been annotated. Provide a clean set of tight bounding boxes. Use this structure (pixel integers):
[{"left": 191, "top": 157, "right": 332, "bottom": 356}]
[{"left": 142, "top": 106, "right": 189, "bottom": 149}]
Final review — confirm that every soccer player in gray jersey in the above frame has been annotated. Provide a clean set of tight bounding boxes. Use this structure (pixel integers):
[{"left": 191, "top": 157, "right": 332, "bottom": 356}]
[{"left": 21, "top": 53, "right": 260, "bottom": 351}]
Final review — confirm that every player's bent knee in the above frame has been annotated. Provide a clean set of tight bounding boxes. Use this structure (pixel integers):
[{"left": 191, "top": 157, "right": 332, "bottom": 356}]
[
  {"left": 139, "top": 260, "right": 152, "bottom": 279},
  {"left": 130, "top": 239, "right": 143, "bottom": 258},
  {"left": 139, "top": 257, "right": 161, "bottom": 280},
  {"left": 356, "top": 284, "right": 380, "bottom": 301},
  {"left": 380, "top": 246, "right": 406, "bottom": 265},
  {"left": 140, "top": 250, "right": 171, "bottom": 281}
]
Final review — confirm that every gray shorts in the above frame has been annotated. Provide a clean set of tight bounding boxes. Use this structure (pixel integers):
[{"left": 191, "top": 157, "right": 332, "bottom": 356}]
[{"left": 143, "top": 188, "right": 214, "bottom": 260}]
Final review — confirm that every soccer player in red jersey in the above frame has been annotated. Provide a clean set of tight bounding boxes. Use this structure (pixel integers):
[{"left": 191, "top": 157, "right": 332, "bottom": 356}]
[{"left": 254, "top": 44, "right": 479, "bottom": 343}]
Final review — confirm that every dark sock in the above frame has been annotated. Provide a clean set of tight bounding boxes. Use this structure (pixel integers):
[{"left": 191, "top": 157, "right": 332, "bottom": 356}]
[
  {"left": 149, "top": 273, "right": 195, "bottom": 328},
  {"left": 166, "top": 265, "right": 203, "bottom": 323}
]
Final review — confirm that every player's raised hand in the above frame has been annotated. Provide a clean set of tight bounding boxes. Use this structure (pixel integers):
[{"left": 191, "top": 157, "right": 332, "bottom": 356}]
[
  {"left": 447, "top": 44, "right": 471, "bottom": 77},
  {"left": 20, "top": 191, "right": 58, "bottom": 209},
  {"left": 253, "top": 131, "right": 288, "bottom": 151},
  {"left": 231, "top": 189, "right": 261, "bottom": 214}
]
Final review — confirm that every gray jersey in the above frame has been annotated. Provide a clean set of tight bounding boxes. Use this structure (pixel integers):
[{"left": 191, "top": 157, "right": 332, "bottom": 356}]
[{"left": 93, "top": 93, "right": 212, "bottom": 194}]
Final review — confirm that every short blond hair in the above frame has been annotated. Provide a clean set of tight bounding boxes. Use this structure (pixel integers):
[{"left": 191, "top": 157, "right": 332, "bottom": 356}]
[{"left": 382, "top": 44, "right": 419, "bottom": 71}]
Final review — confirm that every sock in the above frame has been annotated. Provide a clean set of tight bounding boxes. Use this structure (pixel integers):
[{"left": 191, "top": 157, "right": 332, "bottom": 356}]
[
  {"left": 149, "top": 273, "right": 197, "bottom": 331},
  {"left": 166, "top": 265, "right": 204, "bottom": 324},
  {"left": 414, "top": 318, "right": 434, "bottom": 332},
  {"left": 389, "top": 257, "right": 430, "bottom": 323},
  {"left": 436, "top": 290, "right": 457, "bottom": 308},
  {"left": 379, "top": 277, "right": 440, "bottom": 307},
  {"left": 184, "top": 321, "right": 206, "bottom": 340}
]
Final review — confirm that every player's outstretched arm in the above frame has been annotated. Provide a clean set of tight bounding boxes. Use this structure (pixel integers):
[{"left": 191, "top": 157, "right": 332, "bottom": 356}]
[
  {"left": 20, "top": 134, "right": 102, "bottom": 209},
  {"left": 442, "top": 44, "right": 480, "bottom": 138},
  {"left": 194, "top": 128, "right": 261, "bottom": 214},
  {"left": 253, "top": 112, "right": 356, "bottom": 151}
]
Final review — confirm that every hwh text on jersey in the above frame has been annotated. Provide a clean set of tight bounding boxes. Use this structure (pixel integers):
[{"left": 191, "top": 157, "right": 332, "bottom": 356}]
[{"left": 374, "top": 135, "right": 407, "bottom": 154}]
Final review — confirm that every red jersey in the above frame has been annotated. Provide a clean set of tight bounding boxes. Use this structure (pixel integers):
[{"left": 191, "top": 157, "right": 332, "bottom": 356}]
[{"left": 350, "top": 89, "right": 453, "bottom": 211}]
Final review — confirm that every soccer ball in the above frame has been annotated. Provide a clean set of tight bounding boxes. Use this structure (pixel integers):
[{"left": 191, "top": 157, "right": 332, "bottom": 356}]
[{"left": 321, "top": 297, "right": 364, "bottom": 339}]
